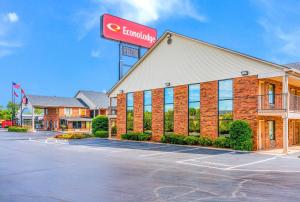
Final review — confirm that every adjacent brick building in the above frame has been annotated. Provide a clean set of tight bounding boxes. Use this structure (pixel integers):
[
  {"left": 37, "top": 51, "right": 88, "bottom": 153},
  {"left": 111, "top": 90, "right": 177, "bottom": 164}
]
[
  {"left": 26, "top": 90, "right": 109, "bottom": 132},
  {"left": 108, "top": 31, "right": 300, "bottom": 152}
]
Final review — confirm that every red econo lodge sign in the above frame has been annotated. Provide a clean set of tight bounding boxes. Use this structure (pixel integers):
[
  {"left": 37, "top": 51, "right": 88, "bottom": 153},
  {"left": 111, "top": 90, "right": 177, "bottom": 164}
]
[{"left": 101, "top": 14, "right": 157, "bottom": 48}]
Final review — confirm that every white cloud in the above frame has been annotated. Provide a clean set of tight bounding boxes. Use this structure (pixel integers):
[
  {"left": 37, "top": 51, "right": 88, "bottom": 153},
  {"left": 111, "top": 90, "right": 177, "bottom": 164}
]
[
  {"left": 0, "top": 12, "right": 22, "bottom": 58},
  {"left": 0, "top": 49, "right": 12, "bottom": 58},
  {"left": 6, "top": 12, "right": 19, "bottom": 23},
  {"left": 91, "top": 50, "right": 101, "bottom": 58},
  {"left": 254, "top": 0, "right": 300, "bottom": 61},
  {"left": 76, "top": 0, "right": 206, "bottom": 39}
]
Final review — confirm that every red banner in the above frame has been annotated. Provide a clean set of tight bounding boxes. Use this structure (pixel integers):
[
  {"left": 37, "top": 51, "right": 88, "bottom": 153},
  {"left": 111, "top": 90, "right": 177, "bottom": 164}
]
[{"left": 102, "top": 14, "right": 157, "bottom": 48}]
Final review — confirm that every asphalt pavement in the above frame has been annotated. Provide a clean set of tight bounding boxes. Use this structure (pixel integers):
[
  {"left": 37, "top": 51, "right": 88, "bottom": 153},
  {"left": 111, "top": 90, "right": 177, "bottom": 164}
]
[{"left": 1, "top": 130, "right": 300, "bottom": 202}]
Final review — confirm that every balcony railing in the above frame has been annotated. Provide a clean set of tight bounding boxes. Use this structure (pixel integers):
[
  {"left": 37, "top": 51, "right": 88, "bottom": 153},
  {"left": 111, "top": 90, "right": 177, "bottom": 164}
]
[
  {"left": 289, "top": 94, "right": 300, "bottom": 112},
  {"left": 258, "top": 93, "right": 300, "bottom": 112},
  {"left": 108, "top": 106, "right": 117, "bottom": 116}
]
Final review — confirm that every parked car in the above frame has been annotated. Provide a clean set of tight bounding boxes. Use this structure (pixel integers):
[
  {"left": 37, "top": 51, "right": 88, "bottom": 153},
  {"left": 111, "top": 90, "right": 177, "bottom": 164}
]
[{"left": 2, "top": 120, "right": 12, "bottom": 128}]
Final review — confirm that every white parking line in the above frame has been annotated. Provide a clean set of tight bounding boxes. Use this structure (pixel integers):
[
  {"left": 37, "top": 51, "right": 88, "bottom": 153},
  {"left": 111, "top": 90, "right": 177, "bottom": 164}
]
[
  {"left": 139, "top": 147, "right": 201, "bottom": 158},
  {"left": 177, "top": 151, "right": 235, "bottom": 163},
  {"left": 224, "top": 156, "right": 277, "bottom": 170}
]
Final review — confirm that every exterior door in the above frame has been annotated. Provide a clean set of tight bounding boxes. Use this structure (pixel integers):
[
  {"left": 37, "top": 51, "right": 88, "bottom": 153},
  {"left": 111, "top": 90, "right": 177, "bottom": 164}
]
[
  {"left": 258, "top": 120, "right": 264, "bottom": 150},
  {"left": 294, "top": 122, "right": 300, "bottom": 145}
]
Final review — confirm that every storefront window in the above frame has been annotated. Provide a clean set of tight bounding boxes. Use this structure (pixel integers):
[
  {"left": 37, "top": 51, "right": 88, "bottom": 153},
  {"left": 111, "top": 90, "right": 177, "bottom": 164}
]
[
  {"left": 189, "top": 84, "right": 200, "bottom": 136},
  {"left": 144, "top": 90, "right": 152, "bottom": 134},
  {"left": 218, "top": 79, "right": 233, "bottom": 136},
  {"left": 164, "top": 88, "right": 174, "bottom": 134},
  {"left": 126, "top": 93, "right": 134, "bottom": 133}
]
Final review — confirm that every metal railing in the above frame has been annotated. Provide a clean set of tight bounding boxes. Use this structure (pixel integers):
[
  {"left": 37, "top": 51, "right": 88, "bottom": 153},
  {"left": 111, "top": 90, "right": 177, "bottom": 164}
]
[
  {"left": 258, "top": 93, "right": 300, "bottom": 112},
  {"left": 108, "top": 106, "right": 117, "bottom": 116},
  {"left": 289, "top": 94, "right": 300, "bottom": 112},
  {"left": 258, "top": 93, "right": 285, "bottom": 111}
]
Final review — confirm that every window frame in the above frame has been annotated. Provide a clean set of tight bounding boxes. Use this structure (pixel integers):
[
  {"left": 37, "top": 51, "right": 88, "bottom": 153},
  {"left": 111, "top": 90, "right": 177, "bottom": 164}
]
[
  {"left": 218, "top": 79, "right": 234, "bottom": 136},
  {"left": 268, "top": 84, "right": 275, "bottom": 105},
  {"left": 164, "top": 87, "right": 174, "bottom": 134},
  {"left": 126, "top": 92, "right": 134, "bottom": 133},
  {"left": 188, "top": 83, "right": 201, "bottom": 136},
  {"left": 143, "top": 90, "right": 152, "bottom": 134}
]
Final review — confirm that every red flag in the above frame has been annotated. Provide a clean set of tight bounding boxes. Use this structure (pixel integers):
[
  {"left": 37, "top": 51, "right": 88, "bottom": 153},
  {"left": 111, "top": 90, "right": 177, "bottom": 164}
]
[
  {"left": 14, "top": 91, "right": 18, "bottom": 97},
  {"left": 12, "top": 82, "right": 20, "bottom": 89},
  {"left": 21, "top": 88, "right": 25, "bottom": 94}
]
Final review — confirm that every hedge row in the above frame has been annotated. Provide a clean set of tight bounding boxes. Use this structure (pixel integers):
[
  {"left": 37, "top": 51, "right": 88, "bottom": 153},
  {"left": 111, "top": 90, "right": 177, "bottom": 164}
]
[
  {"left": 94, "top": 130, "right": 108, "bottom": 138},
  {"left": 55, "top": 133, "right": 92, "bottom": 139},
  {"left": 121, "top": 132, "right": 151, "bottom": 141},
  {"left": 161, "top": 134, "right": 230, "bottom": 148},
  {"left": 161, "top": 120, "right": 253, "bottom": 151},
  {"left": 8, "top": 126, "right": 28, "bottom": 132}
]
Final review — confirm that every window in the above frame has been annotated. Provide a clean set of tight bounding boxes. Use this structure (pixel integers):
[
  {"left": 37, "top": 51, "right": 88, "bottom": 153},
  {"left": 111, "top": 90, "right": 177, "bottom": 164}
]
[
  {"left": 218, "top": 79, "right": 233, "bottom": 136},
  {"left": 144, "top": 90, "right": 152, "bottom": 134},
  {"left": 73, "top": 121, "right": 82, "bottom": 129},
  {"left": 189, "top": 84, "right": 200, "bottom": 136},
  {"left": 45, "top": 108, "right": 48, "bottom": 115},
  {"left": 64, "top": 108, "right": 72, "bottom": 117},
  {"left": 268, "top": 84, "right": 275, "bottom": 105},
  {"left": 126, "top": 93, "right": 134, "bottom": 133},
  {"left": 80, "top": 108, "right": 86, "bottom": 116},
  {"left": 268, "top": 120, "right": 275, "bottom": 140},
  {"left": 164, "top": 88, "right": 174, "bottom": 134}
]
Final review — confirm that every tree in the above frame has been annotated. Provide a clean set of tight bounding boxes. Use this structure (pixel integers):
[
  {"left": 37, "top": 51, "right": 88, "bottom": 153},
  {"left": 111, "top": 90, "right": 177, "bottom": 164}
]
[{"left": 92, "top": 115, "right": 108, "bottom": 134}]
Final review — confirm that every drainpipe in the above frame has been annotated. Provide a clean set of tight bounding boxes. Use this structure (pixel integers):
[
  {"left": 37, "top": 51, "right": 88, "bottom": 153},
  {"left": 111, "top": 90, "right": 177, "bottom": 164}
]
[{"left": 283, "top": 72, "right": 289, "bottom": 154}]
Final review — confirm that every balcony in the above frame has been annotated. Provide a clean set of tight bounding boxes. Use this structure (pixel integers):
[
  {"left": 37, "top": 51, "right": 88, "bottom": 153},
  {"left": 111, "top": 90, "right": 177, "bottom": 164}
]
[{"left": 258, "top": 93, "right": 300, "bottom": 117}]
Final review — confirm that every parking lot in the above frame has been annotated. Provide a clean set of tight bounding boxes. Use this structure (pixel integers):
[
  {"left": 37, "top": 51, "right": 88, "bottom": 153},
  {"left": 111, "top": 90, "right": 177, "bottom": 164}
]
[{"left": 1, "top": 130, "right": 300, "bottom": 202}]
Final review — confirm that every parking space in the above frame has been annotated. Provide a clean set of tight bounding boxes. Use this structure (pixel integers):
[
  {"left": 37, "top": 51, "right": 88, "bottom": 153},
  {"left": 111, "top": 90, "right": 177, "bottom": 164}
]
[
  {"left": 2, "top": 130, "right": 300, "bottom": 201},
  {"left": 27, "top": 135, "right": 300, "bottom": 173}
]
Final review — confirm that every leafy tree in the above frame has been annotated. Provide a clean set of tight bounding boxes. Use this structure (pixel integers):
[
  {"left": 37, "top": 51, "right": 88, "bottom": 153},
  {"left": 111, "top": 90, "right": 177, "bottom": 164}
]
[
  {"left": 126, "top": 109, "right": 133, "bottom": 132},
  {"left": 219, "top": 113, "right": 233, "bottom": 134},
  {"left": 164, "top": 109, "right": 174, "bottom": 132},
  {"left": 143, "top": 111, "right": 152, "bottom": 132},
  {"left": 92, "top": 115, "right": 108, "bottom": 134},
  {"left": 229, "top": 120, "right": 253, "bottom": 151}
]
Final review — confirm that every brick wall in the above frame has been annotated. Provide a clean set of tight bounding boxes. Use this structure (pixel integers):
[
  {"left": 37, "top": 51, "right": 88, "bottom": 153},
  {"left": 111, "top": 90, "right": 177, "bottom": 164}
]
[
  {"left": 44, "top": 108, "right": 59, "bottom": 130},
  {"left": 233, "top": 75, "right": 259, "bottom": 150},
  {"left": 134, "top": 91, "right": 144, "bottom": 133},
  {"left": 200, "top": 81, "right": 218, "bottom": 139},
  {"left": 117, "top": 93, "right": 126, "bottom": 138},
  {"left": 152, "top": 88, "right": 164, "bottom": 141},
  {"left": 174, "top": 85, "right": 188, "bottom": 135}
]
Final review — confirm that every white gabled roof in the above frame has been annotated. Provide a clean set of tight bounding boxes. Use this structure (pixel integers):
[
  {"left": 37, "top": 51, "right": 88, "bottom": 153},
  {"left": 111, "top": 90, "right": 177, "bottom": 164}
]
[{"left": 107, "top": 31, "right": 291, "bottom": 97}]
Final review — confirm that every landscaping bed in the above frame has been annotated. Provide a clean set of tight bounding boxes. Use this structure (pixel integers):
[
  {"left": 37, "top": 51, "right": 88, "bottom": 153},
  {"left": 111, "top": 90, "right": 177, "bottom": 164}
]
[
  {"left": 54, "top": 133, "right": 92, "bottom": 139},
  {"left": 7, "top": 126, "right": 28, "bottom": 132}
]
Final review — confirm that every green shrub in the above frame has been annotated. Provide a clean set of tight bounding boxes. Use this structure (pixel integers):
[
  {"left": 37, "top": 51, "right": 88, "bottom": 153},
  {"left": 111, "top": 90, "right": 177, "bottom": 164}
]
[
  {"left": 198, "top": 136, "right": 213, "bottom": 146},
  {"left": 94, "top": 130, "right": 108, "bottom": 138},
  {"left": 184, "top": 136, "right": 199, "bottom": 145},
  {"left": 160, "top": 134, "right": 186, "bottom": 145},
  {"left": 229, "top": 120, "right": 253, "bottom": 151},
  {"left": 54, "top": 133, "right": 92, "bottom": 139},
  {"left": 8, "top": 126, "right": 28, "bottom": 132},
  {"left": 92, "top": 115, "right": 108, "bottom": 134},
  {"left": 121, "top": 132, "right": 151, "bottom": 141},
  {"left": 213, "top": 136, "right": 231, "bottom": 148}
]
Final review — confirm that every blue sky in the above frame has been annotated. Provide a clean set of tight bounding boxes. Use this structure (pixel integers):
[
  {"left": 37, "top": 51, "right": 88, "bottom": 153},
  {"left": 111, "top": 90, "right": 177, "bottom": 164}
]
[{"left": 0, "top": 0, "right": 300, "bottom": 107}]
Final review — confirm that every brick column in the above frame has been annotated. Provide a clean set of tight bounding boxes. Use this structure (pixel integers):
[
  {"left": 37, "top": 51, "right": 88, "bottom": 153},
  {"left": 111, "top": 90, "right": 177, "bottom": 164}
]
[
  {"left": 200, "top": 81, "right": 218, "bottom": 139},
  {"left": 134, "top": 91, "right": 144, "bottom": 133},
  {"left": 152, "top": 88, "right": 164, "bottom": 141},
  {"left": 174, "top": 85, "right": 188, "bottom": 135},
  {"left": 117, "top": 93, "right": 126, "bottom": 138},
  {"left": 233, "top": 75, "right": 259, "bottom": 150}
]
